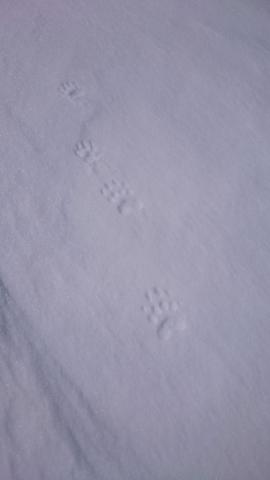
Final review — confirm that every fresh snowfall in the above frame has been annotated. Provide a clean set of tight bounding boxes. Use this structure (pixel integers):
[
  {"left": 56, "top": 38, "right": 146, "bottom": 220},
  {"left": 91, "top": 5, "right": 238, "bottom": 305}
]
[{"left": 1, "top": 0, "right": 270, "bottom": 479}]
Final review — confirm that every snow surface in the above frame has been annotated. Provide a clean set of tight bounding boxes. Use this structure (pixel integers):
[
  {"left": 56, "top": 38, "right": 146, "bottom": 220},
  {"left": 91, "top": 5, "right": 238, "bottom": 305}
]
[{"left": 1, "top": 0, "right": 270, "bottom": 478}]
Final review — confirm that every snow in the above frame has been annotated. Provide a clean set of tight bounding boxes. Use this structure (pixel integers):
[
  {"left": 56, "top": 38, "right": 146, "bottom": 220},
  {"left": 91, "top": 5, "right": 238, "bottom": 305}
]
[{"left": 1, "top": 0, "right": 270, "bottom": 478}]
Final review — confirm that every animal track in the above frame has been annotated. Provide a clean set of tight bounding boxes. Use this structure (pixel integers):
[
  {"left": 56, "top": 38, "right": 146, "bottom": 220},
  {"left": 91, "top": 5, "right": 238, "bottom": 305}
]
[
  {"left": 100, "top": 179, "right": 143, "bottom": 216},
  {"left": 142, "top": 287, "right": 186, "bottom": 340},
  {"left": 59, "top": 81, "right": 85, "bottom": 103},
  {"left": 73, "top": 140, "right": 144, "bottom": 215},
  {"left": 74, "top": 139, "right": 93, "bottom": 160},
  {"left": 73, "top": 139, "right": 101, "bottom": 172}
]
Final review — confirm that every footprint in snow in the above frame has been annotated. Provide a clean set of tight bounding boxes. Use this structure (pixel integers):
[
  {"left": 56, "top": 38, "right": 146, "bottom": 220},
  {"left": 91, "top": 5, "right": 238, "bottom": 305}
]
[
  {"left": 100, "top": 179, "right": 143, "bottom": 216},
  {"left": 59, "top": 81, "right": 86, "bottom": 104},
  {"left": 142, "top": 287, "right": 187, "bottom": 341},
  {"left": 73, "top": 139, "right": 101, "bottom": 173}
]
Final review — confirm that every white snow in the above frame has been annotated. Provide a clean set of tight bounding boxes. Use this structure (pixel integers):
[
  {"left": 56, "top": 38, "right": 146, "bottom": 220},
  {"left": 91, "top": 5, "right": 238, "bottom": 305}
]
[{"left": 1, "top": 0, "right": 270, "bottom": 478}]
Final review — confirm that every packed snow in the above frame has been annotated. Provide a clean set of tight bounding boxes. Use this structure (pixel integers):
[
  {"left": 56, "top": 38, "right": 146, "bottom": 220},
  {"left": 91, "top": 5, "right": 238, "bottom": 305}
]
[{"left": 1, "top": 0, "right": 270, "bottom": 478}]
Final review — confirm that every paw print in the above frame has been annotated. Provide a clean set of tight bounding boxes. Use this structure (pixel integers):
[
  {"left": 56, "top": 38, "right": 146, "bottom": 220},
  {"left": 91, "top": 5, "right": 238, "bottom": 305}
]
[
  {"left": 59, "top": 81, "right": 85, "bottom": 102},
  {"left": 142, "top": 287, "right": 178, "bottom": 322},
  {"left": 101, "top": 179, "right": 131, "bottom": 203},
  {"left": 100, "top": 179, "right": 143, "bottom": 215},
  {"left": 74, "top": 140, "right": 93, "bottom": 160},
  {"left": 73, "top": 139, "right": 102, "bottom": 173},
  {"left": 142, "top": 287, "right": 186, "bottom": 340}
]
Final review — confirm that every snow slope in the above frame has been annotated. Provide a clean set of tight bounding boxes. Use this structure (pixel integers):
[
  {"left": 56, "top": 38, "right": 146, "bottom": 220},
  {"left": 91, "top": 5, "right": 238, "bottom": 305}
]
[{"left": 1, "top": 0, "right": 270, "bottom": 478}]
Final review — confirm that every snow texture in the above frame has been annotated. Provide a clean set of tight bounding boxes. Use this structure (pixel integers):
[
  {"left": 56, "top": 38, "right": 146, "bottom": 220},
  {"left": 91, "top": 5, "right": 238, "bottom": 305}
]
[{"left": 1, "top": 0, "right": 270, "bottom": 478}]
